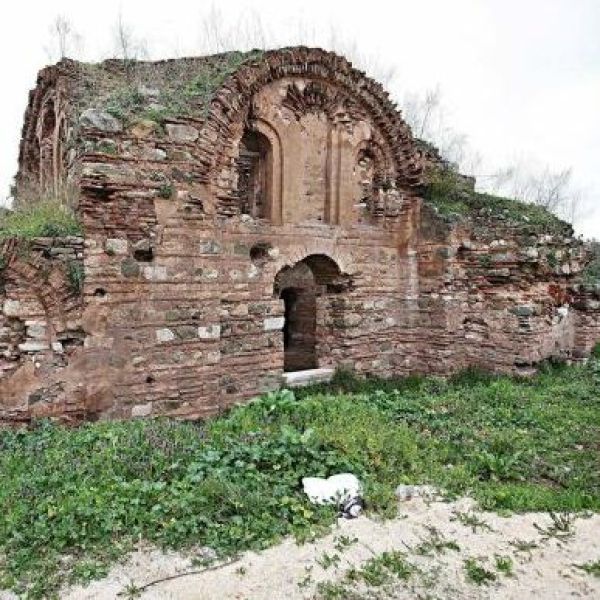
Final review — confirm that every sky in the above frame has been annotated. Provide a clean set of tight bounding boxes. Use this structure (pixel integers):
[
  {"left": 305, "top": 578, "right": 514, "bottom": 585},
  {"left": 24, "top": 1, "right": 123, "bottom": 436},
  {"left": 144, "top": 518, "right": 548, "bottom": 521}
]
[{"left": 0, "top": 0, "right": 598, "bottom": 236}]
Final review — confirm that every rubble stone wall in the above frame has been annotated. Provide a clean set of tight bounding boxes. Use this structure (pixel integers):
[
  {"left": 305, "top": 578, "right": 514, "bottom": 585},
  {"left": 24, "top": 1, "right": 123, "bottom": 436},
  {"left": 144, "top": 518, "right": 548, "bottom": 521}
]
[
  {"left": 0, "top": 237, "right": 85, "bottom": 422},
  {"left": 2, "top": 47, "right": 600, "bottom": 424}
]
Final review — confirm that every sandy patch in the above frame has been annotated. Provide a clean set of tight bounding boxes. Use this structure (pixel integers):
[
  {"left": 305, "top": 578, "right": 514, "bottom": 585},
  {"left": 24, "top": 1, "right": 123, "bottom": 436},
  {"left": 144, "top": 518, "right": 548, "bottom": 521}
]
[{"left": 43, "top": 498, "right": 600, "bottom": 599}]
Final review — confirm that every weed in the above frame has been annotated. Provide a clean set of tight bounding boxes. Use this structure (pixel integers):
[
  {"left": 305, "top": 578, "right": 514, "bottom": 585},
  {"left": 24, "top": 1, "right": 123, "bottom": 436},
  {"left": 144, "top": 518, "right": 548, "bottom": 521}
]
[
  {"left": 494, "top": 554, "right": 513, "bottom": 576},
  {"left": 235, "top": 565, "right": 247, "bottom": 576},
  {"left": 158, "top": 183, "right": 174, "bottom": 199},
  {"left": 346, "top": 550, "right": 413, "bottom": 586},
  {"left": 297, "top": 565, "right": 313, "bottom": 589},
  {"left": 451, "top": 510, "right": 493, "bottom": 533},
  {"left": 415, "top": 526, "right": 460, "bottom": 555},
  {"left": 334, "top": 535, "right": 358, "bottom": 553},
  {"left": 0, "top": 200, "right": 81, "bottom": 240},
  {"left": 534, "top": 512, "right": 575, "bottom": 541},
  {"left": 118, "top": 580, "right": 142, "bottom": 599},
  {"left": 67, "top": 260, "right": 85, "bottom": 294},
  {"left": 478, "top": 254, "right": 493, "bottom": 268},
  {"left": 315, "top": 580, "right": 357, "bottom": 599},
  {"left": 423, "top": 165, "right": 570, "bottom": 236},
  {"left": 96, "top": 50, "right": 264, "bottom": 126},
  {"left": 509, "top": 539, "right": 538, "bottom": 554},
  {"left": 574, "top": 560, "right": 600, "bottom": 577},
  {"left": 463, "top": 557, "right": 497, "bottom": 585},
  {"left": 317, "top": 552, "right": 341, "bottom": 570}
]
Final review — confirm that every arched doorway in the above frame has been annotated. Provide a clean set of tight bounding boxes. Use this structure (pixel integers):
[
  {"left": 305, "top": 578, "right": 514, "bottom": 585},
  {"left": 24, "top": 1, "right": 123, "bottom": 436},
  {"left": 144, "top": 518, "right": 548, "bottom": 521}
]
[{"left": 274, "top": 254, "right": 351, "bottom": 372}]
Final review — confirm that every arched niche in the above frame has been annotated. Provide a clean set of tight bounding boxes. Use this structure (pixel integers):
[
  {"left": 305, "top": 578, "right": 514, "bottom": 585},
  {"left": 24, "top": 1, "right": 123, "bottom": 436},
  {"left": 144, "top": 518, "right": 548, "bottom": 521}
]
[{"left": 236, "top": 119, "right": 282, "bottom": 224}]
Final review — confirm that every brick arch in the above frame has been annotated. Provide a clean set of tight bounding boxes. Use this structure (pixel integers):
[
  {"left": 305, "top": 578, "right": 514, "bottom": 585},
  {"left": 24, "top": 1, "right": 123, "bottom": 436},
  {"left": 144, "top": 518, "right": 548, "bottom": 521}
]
[
  {"left": 200, "top": 47, "right": 423, "bottom": 214},
  {"left": 1, "top": 243, "right": 82, "bottom": 346},
  {"left": 18, "top": 61, "right": 71, "bottom": 193},
  {"left": 266, "top": 243, "right": 357, "bottom": 285}
]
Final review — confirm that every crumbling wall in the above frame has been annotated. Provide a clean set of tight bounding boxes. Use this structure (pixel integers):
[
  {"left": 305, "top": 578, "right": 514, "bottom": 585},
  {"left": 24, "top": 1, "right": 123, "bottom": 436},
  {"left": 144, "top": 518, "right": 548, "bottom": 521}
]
[
  {"left": 0, "top": 237, "right": 86, "bottom": 422},
  {"left": 412, "top": 203, "right": 596, "bottom": 375},
  {"left": 2, "top": 47, "right": 600, "bottom": 425}
]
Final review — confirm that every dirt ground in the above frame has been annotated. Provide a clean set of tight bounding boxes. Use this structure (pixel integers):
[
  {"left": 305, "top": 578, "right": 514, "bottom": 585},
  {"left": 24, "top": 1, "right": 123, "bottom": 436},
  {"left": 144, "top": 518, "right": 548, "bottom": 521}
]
[{"left": 51, "top": 498, "right": 600, "bottom": 599}]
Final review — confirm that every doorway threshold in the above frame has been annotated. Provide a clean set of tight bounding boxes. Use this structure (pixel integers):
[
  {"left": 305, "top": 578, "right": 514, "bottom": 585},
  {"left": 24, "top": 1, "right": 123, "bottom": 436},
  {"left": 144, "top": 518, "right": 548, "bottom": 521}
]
[{"left": 282, "top": 368, "right": 335, "bottom": 388}]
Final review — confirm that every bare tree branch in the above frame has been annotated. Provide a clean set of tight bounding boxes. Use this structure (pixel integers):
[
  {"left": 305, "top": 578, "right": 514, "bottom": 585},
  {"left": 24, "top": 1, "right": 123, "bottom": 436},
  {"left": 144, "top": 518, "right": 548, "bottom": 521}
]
[{"left": 44, "top": 15, "right": 82, "bottom": 62}]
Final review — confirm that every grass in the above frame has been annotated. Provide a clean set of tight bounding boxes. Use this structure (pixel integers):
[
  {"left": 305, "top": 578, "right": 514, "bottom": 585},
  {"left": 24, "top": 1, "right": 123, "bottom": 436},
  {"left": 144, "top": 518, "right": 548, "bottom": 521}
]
[
  {"left": 1, "top": 360, "right": 600, "bottom": 597},
  {"left": 463, "top": 557, "right": 497, "bottom": 585},
  {"left": 423, "top": 167, "right": 570, "bottom": 236},
  {"left": 346, "top": 550, "right": 413, "bottom": 586},
  {"left": 66, "top": 260, "right": 85, "bottom": 293},
  {"left": 575, "top": 559, "right": 600, "bottom": 577},
  {"left": 100, "top": 50, "right": 264, "bottom": 126},
  {"left": 494, "top": 554, "right": 514, "bottom": 576},
  {"left": 0, "top": 200, "right": 81, "bottom": 240}
]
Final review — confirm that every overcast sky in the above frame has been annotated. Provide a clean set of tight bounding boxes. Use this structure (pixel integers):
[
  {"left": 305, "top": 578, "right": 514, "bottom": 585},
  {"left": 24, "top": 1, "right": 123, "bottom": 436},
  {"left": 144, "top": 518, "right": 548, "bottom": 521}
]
[{"left": 0, "top": 0, "right": 598, "bottom": 236}]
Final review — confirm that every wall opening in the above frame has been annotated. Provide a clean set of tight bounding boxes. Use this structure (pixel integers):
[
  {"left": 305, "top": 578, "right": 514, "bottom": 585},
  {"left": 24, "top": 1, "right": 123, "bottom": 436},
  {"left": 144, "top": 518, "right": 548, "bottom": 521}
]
[
  {"left": 279, "top": 283, "right": 317, "bottom": 372},
  {"left": 274, "top": 254, "right": 350, "bottom": 373},
  {"left": 237, "top": 129, "right": 272, "bottom": 219}
]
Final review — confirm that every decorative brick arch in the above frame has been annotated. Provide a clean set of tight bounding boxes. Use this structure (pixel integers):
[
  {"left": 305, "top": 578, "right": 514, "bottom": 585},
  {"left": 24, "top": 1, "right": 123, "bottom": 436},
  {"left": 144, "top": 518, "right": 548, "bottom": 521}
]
[{"left": 199, "top": 47, "right": 424, "bottom": 214}]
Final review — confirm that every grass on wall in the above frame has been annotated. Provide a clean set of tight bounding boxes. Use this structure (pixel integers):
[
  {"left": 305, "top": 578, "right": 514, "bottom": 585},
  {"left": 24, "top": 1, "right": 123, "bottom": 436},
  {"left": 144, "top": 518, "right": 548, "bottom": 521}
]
[
  {"left": 423, "top": 167, "right": 571, "bottom": 236},
  {"left": 98, "top": 50, "right": 264, "bottom": 125},
  {"left": 0, "top": 200, "right": 81, "bottom": 241}
]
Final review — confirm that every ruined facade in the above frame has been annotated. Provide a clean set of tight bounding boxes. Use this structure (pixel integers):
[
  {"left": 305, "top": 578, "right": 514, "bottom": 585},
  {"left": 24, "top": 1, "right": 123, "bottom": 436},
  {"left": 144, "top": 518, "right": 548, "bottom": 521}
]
[{"left": 1, "top": 47, "right": 599, "bottom": 423}]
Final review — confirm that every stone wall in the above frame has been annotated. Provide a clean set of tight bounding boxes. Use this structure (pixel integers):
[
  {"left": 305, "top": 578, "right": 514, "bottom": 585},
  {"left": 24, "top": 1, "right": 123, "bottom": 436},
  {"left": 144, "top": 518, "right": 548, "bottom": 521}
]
[
  {"left": 0, "top": 237, "right": 85, "bottom": 422},
  {"left": 2, "top": 47, "right": 600, "bottom": 424}
]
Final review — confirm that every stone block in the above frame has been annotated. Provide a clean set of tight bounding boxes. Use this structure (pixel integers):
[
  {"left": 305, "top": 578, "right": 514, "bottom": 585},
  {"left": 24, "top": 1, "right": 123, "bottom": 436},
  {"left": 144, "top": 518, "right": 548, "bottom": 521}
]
[
  {"left": 105, "top": 238, "right": 129, "bottom": 255},
  {"left": 166, "top": 124, "right": 199, "bottom": 143},
  {"left": 197, "top": 325, "right": 221, "bottom": 339},
  {"left": 79, "top": 108, "right": 122, "bottom": 132},
  {"left": 263, "top": 317, "right": 285, "bottom": 331},
  {"left": 3, "top": 300, "right": 21, "bottom": 317},
  {"left": 156, "top": 328, "right": 175, "bottom": 343},
  {"left": 199, "top": 240, "right": 222, "bottom": 254},
  {"left": 131, "top": 402, "right": 153, "bottom": 417},
  {"left": 26, "top": 323, "right": 46, "bottom": 339},
  {"left": 18, "top": 341, "right": 49, "bottom": 352},
  {"left": 142, "top": 266, "right": 167, "bottom": 281}
]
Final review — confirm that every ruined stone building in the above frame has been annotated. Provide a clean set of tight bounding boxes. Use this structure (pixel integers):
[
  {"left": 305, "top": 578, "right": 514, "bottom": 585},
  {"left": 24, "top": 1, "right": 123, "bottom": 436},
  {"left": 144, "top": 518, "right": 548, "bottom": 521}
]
[{"left": 1, "top": 47, "right": 599, "bottom": 423}]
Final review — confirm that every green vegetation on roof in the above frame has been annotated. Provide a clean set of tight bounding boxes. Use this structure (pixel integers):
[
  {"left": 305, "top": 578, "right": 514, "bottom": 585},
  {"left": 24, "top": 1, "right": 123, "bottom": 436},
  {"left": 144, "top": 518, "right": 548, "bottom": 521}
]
[
  {"left": 1, "top": 359, "right": 599, "bottom": 597},
  {"left": 423, "top": 167, "right": 571, "bottom": 236},
  {"left": 83, "top": 50, "right": 264, "bottom": 126}
]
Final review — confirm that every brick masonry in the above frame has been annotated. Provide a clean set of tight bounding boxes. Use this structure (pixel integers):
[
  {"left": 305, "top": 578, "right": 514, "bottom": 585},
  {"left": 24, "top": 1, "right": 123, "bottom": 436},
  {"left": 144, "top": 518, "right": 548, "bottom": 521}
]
[{"left": 1, "top": 47, "right": 599, "bottom": 423}]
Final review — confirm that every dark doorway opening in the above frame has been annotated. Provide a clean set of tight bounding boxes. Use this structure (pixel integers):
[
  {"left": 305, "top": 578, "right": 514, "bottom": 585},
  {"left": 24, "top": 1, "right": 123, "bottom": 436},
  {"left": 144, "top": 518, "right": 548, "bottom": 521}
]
[
  {"left": 279, "top": 284, "right": 317, "bottom": 372},
  {"left": 274, "top": 254, "right": 350, "bottom": 373}
]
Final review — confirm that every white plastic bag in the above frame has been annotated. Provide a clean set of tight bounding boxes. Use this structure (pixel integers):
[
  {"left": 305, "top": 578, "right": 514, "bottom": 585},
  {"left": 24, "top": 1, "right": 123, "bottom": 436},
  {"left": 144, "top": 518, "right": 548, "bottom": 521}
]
[{"left": 302, "top": 473, "right": 362, "bottom": 505}]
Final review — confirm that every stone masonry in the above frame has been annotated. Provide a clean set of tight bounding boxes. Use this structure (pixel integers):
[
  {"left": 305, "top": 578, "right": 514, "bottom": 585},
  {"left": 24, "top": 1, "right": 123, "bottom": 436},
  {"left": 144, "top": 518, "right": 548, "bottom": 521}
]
[{"left": 1, "top": 47, "right": 599, "bottom": 423}]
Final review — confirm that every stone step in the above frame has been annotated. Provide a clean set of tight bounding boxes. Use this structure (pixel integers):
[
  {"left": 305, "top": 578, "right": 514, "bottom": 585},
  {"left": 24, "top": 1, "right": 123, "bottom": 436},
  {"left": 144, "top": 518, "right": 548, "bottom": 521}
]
[{"left": 282, "top": 368, "right": 335, "bottom": 388}]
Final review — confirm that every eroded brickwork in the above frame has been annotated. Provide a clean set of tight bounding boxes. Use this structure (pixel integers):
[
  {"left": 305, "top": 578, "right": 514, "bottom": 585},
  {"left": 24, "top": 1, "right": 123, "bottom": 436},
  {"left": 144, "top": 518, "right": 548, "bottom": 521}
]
[{"left": 2, "top": 47, "right": 599, "bottom": 423}]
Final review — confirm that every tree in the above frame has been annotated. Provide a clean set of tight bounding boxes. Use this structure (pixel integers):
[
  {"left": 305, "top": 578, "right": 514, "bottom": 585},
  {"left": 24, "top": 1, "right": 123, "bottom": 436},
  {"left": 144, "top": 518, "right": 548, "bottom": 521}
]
[{"left": 401, "top": 86, "right": 482, "bottom": 175}]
